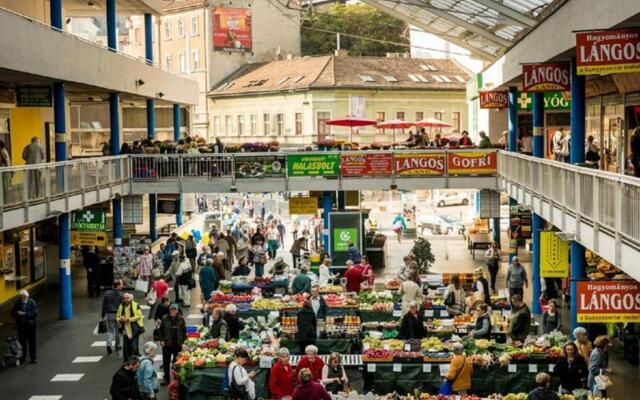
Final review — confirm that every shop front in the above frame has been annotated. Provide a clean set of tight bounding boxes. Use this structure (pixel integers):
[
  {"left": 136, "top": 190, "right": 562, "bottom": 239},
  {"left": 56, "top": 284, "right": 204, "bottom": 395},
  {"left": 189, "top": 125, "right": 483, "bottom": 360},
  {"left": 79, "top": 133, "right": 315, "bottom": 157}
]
[{"left": 0, "top": 225, "right": 46, "bottom": 305}]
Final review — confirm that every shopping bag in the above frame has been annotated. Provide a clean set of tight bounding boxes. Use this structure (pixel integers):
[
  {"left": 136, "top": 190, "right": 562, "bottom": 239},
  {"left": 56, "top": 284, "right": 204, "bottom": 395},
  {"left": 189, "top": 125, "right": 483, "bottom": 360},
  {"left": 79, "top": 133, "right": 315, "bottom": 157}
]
[
  {"left": 93, "top": 320, "right": 107, "bottom": 336},
  {"left": 438, "top": 379, "right": 453, "bottom": 395},
  {"left": 146, "top": 289, "right": 157, "bottom": 305},
  {"left": 135, "top": 278, "right": 149, "bottom": 293}
]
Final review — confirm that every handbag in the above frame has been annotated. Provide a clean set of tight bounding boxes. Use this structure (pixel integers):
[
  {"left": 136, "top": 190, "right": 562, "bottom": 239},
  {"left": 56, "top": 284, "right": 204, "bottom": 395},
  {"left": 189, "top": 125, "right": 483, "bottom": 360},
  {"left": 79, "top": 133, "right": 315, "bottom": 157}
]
[
  {"left": 135, "top": 278, "right": 149, "bottom": 293},
  {"left": 229, "top": 366, "right": 251, "bottom": 400},
  {"left": 93, "top": 320, "right": 107, "bottom": 336},
  {"left": 444, "top": 288, "right": 455, "bottom": 306},
  {"left": 146, "top": 289, "right": 157, "bottom": 305},
  {"left": 439, "top": 356, "right": 466, "bottom": 395},
  {"left": 153, "top": 327, "right": 162, "bottom": 341}
]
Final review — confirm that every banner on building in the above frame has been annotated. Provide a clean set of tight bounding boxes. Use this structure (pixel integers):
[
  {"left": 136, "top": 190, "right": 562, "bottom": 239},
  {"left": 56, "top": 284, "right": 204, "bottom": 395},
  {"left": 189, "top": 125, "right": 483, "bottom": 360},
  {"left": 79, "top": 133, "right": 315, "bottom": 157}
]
[
  {"left": 340, "top": 153, "right": 392, "bottom": 176},
  {"left": 16, "top": 86, "right": 52, "bottom": 107},
  {"left": 71, "top": 231, "right": 108, "bottom": 247},
  {"left": 393, "top": 152, "right": 446, "bottom": 175},
  {"left": 479, "top": 90, "right": 509, "bottom": 109},
  {"left": 212, "top": 7, "right": 252, "bottom": 52},
  {"left": 576, "top": 28, "right": 640, "bottom": 75},
  {"left": 71, "top": 209, "right": 106, "bottom": 232},
  {"left": 447, "top": 151, "right": 497, "bottom": 175},
  {"left": 540, "top": 231, "right": 569, "bottom": 278},
  {"left": 522, "top": 63, "right": 571, "bottom": 92},
  {"left": 517, "top": 92, "right": 571, "bottom": 111},
  {"left": 235, "top": 154, "right": 285, "bottom": 178},
  {"left": 509, "top": 205, "right": 532, "bottom": 240},
  {"left": 329, "top": 211, "right": 363, "bottom": 266},
  {"left": 288, "top": 197, "right": 318, "bottom": 215},
  {"left": 157, "top": 199, "right": 179, "bottom": 214},
  {"left": 577, "top": 280, "right": 640, "bottom": 323},
  {"left": 287, "top": 154, "right": 339, "bottom": 177}
]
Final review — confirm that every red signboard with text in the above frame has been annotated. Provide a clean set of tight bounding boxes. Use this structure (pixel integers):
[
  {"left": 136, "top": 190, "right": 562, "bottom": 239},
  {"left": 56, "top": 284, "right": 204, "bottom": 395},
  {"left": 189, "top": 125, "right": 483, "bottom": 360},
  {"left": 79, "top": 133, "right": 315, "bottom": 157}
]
[
  {"left": 522, "top": 63, "right": 571, "bottom": 92},
  {"left": 576, "top": 28, "right": 640, "bottom": 75},
  {"left": 479, "top": 91, "right": 509, "bottom": 109},
  {"left": 340, "top": 153, "right": 392, "bottom": 176},
  {"left": 213, "top": 7, "right": 252, "bottom": 52},
  {"left": 577, "top": 280, "right": 640, "bottom": 323},
  {"left": 394, "top": 152, "right": 446, "bottom": 176},
  {"left": 447, "top": 151, "right": 497, "bottom": 175}
]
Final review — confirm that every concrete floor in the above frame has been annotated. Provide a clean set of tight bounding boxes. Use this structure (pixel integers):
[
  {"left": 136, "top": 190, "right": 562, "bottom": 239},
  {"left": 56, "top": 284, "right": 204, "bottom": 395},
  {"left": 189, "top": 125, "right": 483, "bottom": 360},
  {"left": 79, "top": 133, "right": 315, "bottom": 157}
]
[{"left": 1, "top": 196, "right": 638, "bottom": 399}]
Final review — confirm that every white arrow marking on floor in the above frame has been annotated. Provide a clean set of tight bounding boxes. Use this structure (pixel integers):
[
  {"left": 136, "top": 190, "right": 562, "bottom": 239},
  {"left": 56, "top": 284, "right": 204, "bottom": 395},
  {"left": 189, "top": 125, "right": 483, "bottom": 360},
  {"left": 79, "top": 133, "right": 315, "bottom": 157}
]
[
  {"left": 72, "top": 356, "right": 103, "bottom": 363},
  {"left": 90, "top": 341, "right": 107, "bottom": 347},
  {"left": 51, "top": 374, "right": 84, "bottom": 382},
  {"left": 187, "top": 314, "right": 202, "bottom": 319},
  {"left": 29, "top": 396, "right": 63, "bottom": 400}
]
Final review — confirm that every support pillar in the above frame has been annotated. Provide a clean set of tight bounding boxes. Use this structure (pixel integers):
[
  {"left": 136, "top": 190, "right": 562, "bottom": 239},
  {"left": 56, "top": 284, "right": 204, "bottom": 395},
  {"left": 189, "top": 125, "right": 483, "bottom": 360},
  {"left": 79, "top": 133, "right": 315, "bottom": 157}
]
[
  {"left": 147, "top": 99, "right": 157, "bottom": 240},
  {"left": 337, "top": 191, "right": 345, "bottom": 210},
  {"left": 50, "top": 0, "right": 62, "bottom": 29},
  {"left": 106, "top": 0, "right": 117, "bottom": 51},
  {"left": 144, "top": 13, "right": 153, "bottom": 64},
  {"left": 54, "top": 81, "right": 72, "bottom": 319},
  {"left": 570, "top": 59, "right": 587, "bottom": 335},
  {"left": 531, "top": 92, "right": 545, "bottom": 314},
  {"left": 110, "top": 93, "right": 123, "bottom": 247},
  {"left": 492, "top": 217, "right": 500, "bottom": 244},
  {"left": 508, "top": 198, "right": 518, "bottom": 263},
  {"left": 174, "top": 104, "right": 183, "bottom": 226},
  {"left": 323, "top": 192, "right": 332, "bottom": 253},
  {"left": 508, "top": 87, "right": 519, "bottom": 153}
]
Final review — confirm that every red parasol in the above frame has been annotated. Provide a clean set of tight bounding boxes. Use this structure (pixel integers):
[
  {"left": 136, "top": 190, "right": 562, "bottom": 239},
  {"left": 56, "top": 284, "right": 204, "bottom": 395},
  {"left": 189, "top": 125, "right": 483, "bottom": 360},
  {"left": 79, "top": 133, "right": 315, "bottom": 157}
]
[
  {"left": 414, "top": 117, "right": 452, "bottom": 128},
  {"left": 377, "top": 119, "right": 415, "bottom": 146},
  {"left": 326, "top": 116, "right": 378, "bottom": 142}
]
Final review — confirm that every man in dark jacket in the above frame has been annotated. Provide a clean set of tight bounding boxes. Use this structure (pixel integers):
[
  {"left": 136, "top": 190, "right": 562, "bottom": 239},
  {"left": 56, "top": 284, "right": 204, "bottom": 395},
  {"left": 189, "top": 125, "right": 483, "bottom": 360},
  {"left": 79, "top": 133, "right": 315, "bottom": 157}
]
[
  {"left": 223, "top": 304, "right": 245, "bottom": 339},
  {"left": 309, "top": 286, "right": 328, "bottom": 320},
  {"left": 102, "top": 279, "right": 124, "bottom": 355},
  {"left": 399, "top": 302, "right": 426, "bottom": 340},
  {"left": 83, "top": 246, "right": 101, "bottom": 297},
  {"left": 160, "top": 304, "right": 186, "bottom": 384},
  {"left": 110, "top": 356, "right": 142, "bottom": 400},
  {"left": 11, "top": 290, "right": 38, "bottom": 363},
  {"left": 296, "top": 300, "right": 317, "bottom": 354},
  {"left": 509, "top": 294, "right": 532, "bottom": 343}
]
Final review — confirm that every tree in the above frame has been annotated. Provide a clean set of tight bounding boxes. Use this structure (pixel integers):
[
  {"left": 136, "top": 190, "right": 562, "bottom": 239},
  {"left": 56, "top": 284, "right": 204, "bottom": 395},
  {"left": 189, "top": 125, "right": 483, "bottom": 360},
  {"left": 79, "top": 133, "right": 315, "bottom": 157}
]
[
  {"left": 411, "top": 237, "right": 435, "bottom": 274},
  {"left": 302, "top": 3, "right": 408, "bottom": 56}
]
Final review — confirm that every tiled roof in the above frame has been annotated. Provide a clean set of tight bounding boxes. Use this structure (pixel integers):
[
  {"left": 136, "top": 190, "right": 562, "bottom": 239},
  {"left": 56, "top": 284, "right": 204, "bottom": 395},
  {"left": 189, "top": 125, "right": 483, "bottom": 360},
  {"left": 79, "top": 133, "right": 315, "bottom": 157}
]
[
  {"left": 161, "top": 0, "right": 204, "bottom": 13},
  {"left": 210, "top": 55, "right": 472, "bottom": 97}
]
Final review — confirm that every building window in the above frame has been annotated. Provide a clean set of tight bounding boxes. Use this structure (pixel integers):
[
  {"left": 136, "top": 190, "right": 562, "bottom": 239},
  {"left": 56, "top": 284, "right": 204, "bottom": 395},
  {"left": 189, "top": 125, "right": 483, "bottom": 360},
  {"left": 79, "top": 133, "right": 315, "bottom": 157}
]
[
  {"left": 295, "top": 113, "right": 302, "bottom": 135},
  {"left": 452, "top": 111, "right": 460, "bottom": 133},
  {"left": 192, "top": 49, "right": 200, "bottom": 71},
  {"left": 163, "top": 20, "right": 171, "bottom": 39},
  {"left": 178, "top": 52, "right": 186, "bottom": 73},
  {"left": 213, "top": 116, "right": 220, "bottom": 136},
  {"left": 249, "top": 114, "right": 257, "bottom": 135},
  {"left": 434, "top": 112, "right": 443, "bottom": 133},
  {"left": 375, "top": 111, "right": 385, "bottom": 133},
  {"left": 224, "top": 115, "right": 232, "bottom": 135},
  {"left": 134, "top": 28, "right": 142, "bottom": 45},
  {"left": 415, "top": 111, "right": 424, "bottom": 121},
  {"left": 263, "top": 114, "right": 271, "bottom": 135},
  {"left": 276, "top": 114, "right": 284, "bottom": 135},
  {"left": 237, "top": 115, "right": 244, "bottom": 135},
  {"left": 164, "top": 55, "right": 172, "bottom": 72},
  {"left": 191, "top": 16, "right": 200, "bottom": 36},
  {"left": 317, "top": 111, "right": 331, "bottom": 136},
  {"left": 396, "top": 111, "right": 405, "bottom": 121},
  {"left": 177, "top": 17, "right": 184, "bottom": 37}
]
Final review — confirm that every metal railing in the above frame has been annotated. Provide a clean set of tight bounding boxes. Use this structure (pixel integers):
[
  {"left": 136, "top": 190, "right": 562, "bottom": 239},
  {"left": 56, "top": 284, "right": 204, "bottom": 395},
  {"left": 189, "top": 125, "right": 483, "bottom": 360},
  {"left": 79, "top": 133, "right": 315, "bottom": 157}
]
[
  {"left": 497, "top": 151, "right": 640, "bottom": 245},
  {"left": 0, "top": 156, "right": 129, "bottom": 209}
]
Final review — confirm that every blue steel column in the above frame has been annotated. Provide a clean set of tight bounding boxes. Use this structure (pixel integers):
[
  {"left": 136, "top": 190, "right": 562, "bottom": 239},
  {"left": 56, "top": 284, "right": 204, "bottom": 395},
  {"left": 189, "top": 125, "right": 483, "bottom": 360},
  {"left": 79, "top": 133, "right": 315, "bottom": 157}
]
[
  {"left": 492, "top": 217, "right": 500, "bottom": 243},
  {"left": 173, "top": 104, "right": 183, "bottom": 226},
  {"left": 570, "top": 59, "right": 586, "bottom": 336},
  {"left": 531, "top": 92, "right": 544, "bottom": 314},
  {"left": 110, "top": 94, "right": 123, "bottom": 247},
  {"left": 323, "top": 193, "right": 332, "bottom": 253},
  {"left": 144, "top": 13, "right": 153, "bottom": 64},
  {"left": 51, "top": 1, "right": 72, "bottom": 319},
  {"left": 508, "top": 87, "right": 519, "bottom": 263},
  {"left": 106, "top": 0, "right": 117, "bottom": 51},
  {"left": 337, "top": 191, "right": 345, "bottom": 210},
  {"left": 144, "top": 13, "right": 158, "bottom": 241}
]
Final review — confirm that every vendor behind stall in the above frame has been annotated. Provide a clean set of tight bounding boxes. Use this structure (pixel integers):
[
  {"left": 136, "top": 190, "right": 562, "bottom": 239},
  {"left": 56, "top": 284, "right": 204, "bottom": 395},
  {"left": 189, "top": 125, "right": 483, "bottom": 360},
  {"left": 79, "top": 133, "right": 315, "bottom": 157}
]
[
  {"left": 399, "top": 301, "right": 426, "bottom": 339},
  {"left": 508, "top": 294, "right": 531, "bottom": 344},
  {"left": 292, "top": 266, "right": 312, "bottom": 294},
  {"left": 469, "top": 303, "right": 491, "bottom": 339}
]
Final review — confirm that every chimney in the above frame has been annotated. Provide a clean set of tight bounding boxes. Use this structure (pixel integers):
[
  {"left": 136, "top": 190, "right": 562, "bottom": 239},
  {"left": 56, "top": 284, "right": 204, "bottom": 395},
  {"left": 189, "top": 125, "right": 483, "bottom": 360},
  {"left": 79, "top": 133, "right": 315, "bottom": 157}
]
[{"left": 334, "top": 48, "right": 348, "bottom": 57}]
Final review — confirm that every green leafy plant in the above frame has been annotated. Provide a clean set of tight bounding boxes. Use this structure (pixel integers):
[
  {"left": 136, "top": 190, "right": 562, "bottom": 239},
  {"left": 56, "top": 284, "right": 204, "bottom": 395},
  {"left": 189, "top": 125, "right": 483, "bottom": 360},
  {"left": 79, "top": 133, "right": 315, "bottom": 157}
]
[{"left": 411, "top": 237, "right": 435, "bottom": 274}]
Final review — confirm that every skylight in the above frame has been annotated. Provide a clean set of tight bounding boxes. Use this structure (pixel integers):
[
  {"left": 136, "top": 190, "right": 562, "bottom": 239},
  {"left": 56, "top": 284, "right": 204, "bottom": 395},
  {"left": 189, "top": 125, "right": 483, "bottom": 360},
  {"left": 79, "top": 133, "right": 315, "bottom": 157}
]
[
  {"left": 293, "top": 75, "right": 304, "bottom": 83},
  {"left": 439, "top": 75, "right": 452, "bottom": 83},
  {"left": 421, "top": 64, "right": 438, "bottom": 71},
  {"left": 278, "top": 77, "right": 290, "bottom": 85},
  {"left": 358, "top": 74, "right": 375, "bottom": 82},
  {"left": 431, "top": 75, "right": 443, "bottom": 83},
  {"left": 383, "top": 75, "right": 398, "bottom": 82},
  {"left": 408, "top": 74, "right": 420, "bottom": 82},
  {"left": 455, "top": 76, "right": 467, "bottom": 83},
  {"left": 415, "top": 74, "right": 429, "bottom": 83}
]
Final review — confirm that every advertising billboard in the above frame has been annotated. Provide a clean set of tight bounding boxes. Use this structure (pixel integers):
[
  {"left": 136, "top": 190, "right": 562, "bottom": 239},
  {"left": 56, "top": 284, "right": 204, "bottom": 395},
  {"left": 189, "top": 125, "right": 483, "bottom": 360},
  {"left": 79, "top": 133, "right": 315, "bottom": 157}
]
[
  {"left": 447, "top": 151, "right": 497, "bottom": 175},
  {"left": 576, "top": 28, "right": 640, "bottom": 75},
  {"left": 540, "top": 231, "right": 569, "bottom": 278},
  {"left": 522, "top": 63, "right": 571, "bottom": 92},
  {"left": 287, "top": 154, "right": 339, "bottom": 177},
  {"left": 213, "top": 7, "right": 252, "bottom": 52},
  {"left": 340, "top": 153, "right": 392, "bottom": 176},
  {"left": 479, "top": 90, "right": 508, "bottom": 109},
  {"left": 393, "top": 152, "right": 446, "bottom": 175},
  {"left": 577, "top": 280, "right": 640, "bottom": 323}
]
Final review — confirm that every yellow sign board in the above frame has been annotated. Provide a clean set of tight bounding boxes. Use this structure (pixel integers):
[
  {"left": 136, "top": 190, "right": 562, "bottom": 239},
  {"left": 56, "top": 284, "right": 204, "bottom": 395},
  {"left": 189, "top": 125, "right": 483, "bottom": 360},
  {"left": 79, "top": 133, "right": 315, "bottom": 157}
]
[
  {"left": 288, "top": 197, "right": 318, "bottom": 215},
  {"left": 540, "top": 231, "right": 569, "bottom": 278},
  {"left": 71, "top": 231, "right": 108, "bottom": 247}
]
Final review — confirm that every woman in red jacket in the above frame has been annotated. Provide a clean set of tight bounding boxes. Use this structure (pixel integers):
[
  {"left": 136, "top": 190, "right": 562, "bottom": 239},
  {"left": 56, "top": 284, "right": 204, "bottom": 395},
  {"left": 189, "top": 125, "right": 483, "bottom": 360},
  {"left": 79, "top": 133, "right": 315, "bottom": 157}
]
[
  {"left": 296, "top": 345, "right": 324, "bottom": 382},
  {"left": 292, "top": 368, "right": 331, "bottom": 400},
  {"left": 268, "top": 347, "right": 295, "bottom": 399}
]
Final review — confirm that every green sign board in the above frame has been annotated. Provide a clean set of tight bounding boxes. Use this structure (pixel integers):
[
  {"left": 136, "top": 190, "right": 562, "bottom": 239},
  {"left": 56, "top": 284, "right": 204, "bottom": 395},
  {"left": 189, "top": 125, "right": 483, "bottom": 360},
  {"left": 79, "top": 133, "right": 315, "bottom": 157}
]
[
  {"left": 72, "top": 209, "right": 106, "bottom": 231},
  {"left": 16, "top": 85, "right": 52, "bottom": 107},
  {"left": 287, "top": 154, "right": 339, "bottom": 177},
  {"left": 333, "top": 228, "right": 358, "bottom": 253},
  {"left": 517, "top": 91, "right": 570, "bottom": 111}
]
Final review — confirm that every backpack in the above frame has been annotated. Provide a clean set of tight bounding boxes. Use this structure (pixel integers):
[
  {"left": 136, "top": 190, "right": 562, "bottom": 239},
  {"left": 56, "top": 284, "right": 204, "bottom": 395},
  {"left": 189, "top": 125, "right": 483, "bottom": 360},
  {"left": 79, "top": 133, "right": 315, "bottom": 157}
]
[{"left": 3, "top": 336, "right": 23, "bottom": 366}]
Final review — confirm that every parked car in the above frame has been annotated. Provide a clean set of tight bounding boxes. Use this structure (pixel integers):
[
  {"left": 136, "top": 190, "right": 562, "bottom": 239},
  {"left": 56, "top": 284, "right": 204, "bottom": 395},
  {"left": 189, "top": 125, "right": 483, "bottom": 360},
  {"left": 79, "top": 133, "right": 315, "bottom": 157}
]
[
  {"left": 435, "top": 192, "right": 469, "bottom": 207},
  {"left": 417, "top": 214, "right": 465, "bottom": 235}
]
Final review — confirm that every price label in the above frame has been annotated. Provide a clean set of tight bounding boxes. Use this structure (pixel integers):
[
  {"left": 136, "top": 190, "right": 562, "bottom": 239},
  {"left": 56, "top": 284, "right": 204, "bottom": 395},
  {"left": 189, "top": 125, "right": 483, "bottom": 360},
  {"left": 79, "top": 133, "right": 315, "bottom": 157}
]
[
  {"left": 367, "top": 363, "right": 376, "bottom": 372},
  {"left": 393, "top": 363, "right": 402, "bottom": 372},
  {"left": 508, "top": 364, "right": 517, "bottom": 373},
  {"left": 269, "top": 311, "right": 280, "bottom": 318},
  {"left": 383, "top": 344, "right": 390, "bottom": 350},
  {"left": 529, "top": 364, "right": 538, "bottom": 373},
  {"left": 363, "top": 343, "right": 370, "bottom": 350},
  {"left": 441, "top": 310, "right": 449, "bottom": 317},
  {"left": 392, "top": 309, "right": 401, "bottom": 317},
  {"left": 259, "top": 356, "right": 273, "bottom": 369},
  {"left": 404, "top": 344, "right": 411, "bottom": 351},
  {"left": 424, "top": 310, "right": 434, "bottom": 317},
  {"left": 439, "top": 364, "right": 450, "bottom": 376},
  {"left": 502, "top": 310, "right": 511, "bottom": 317},
  {"left": 423, "top": 364, "right": 432, "bottom": 373},
  {"left": 548, "top": 364, "right": 555, "bottom": 373},
  {"left": 458, "top": 328, "right": 467, "bottom": 334}
]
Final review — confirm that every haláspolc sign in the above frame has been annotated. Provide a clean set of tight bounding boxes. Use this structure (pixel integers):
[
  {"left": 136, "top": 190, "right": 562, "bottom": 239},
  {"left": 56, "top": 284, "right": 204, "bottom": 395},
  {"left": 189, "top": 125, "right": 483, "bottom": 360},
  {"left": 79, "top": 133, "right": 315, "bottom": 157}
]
[
  {"left": 576, "top": 28, "right": 640, "bottom": 75},
  {"left": 522, "top": 63, "right": 571, "bottom": 92}
]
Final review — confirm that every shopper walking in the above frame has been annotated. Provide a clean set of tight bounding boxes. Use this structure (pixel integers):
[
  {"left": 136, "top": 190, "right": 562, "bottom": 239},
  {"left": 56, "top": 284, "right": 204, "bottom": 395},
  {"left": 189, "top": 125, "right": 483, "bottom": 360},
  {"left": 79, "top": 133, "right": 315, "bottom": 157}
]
[
  {"left": 185, "top": 236, "right": 197, "bottom": 270},
  {"left": 276, "top": 219, "right": 286, "bottom": 247},
  {"left": 228, "top": 349, "right": 256, "bottom": 400},
  {"left": 268, "top": 347, "right": 295, "bottom": 399},
  {"left": 22, "top": 137, "right": 45, "bottom": 197},
  {"left": 199, "top": 259, "right": 216, "bottom": 302},
  {"left": 159, "top": 304, "right": 186, "bottom": 385},
  {"left": 588, "top": 335, "right": 612, "bottom": 397},
  {"left": 484, "top": 241, "right": 501, "bottom": 292},
  {"left": 506, "top": 256, "right": 528, "bottom": 300},
  {"left": 443, "top": 275, "right": 466, "bottom": 317},
  {"left": 554, "top": 341, "right": 588, "bottom": 394},
  {"left": 12, "top": 289, "right": 38, "bottom": 364},
  {"left": 399, "top": 271, "right": 422, "bottom": 316},
  {"left": 527, "top": 372, "right": 560, "bottom": 400},
  {"left": 297, "top": 301, "right": 317, "bottom": 354},
  {"left": 138, "top": 246, "right": 154, "bottom": 290},
  {"left": 148, "top": 277, "right": 168, "bottom": 320},
  {"left": 110, "top": 356, "right": 142, "bottom": 400},
  {"left": 117, "top": 293, "right": 145, "bottom": 362},
  {"left": 290, "top": 236, "right": 307, "bottom": 270},
  {"left": 175, "top": 255, "right": 192, "bottom": 307},
  {"left": 392, "top": 213, "right": 407, "bottom": 243},
  {"left": 137, "top": 342, "right": 159, "bottom": 399},
  {"left": 83, "top": 246, "right": 102, "bottom": 297},
  {"left": 102, "top": 279, "right": 124, "bottom": 355}
]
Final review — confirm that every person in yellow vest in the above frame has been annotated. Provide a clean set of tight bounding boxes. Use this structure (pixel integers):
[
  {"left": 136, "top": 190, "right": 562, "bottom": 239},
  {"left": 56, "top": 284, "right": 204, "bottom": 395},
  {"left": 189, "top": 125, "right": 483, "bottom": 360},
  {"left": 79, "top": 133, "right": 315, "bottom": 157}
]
[{"left": 117, "top": 293, "right": 145, "bottom": 362}]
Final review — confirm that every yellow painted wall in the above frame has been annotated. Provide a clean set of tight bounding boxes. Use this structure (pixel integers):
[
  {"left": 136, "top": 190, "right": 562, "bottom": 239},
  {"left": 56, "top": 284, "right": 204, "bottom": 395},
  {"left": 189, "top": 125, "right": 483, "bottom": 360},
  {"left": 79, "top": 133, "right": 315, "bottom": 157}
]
[{"left": 9, "top": 108, "right": 45, "bottom": 165}]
